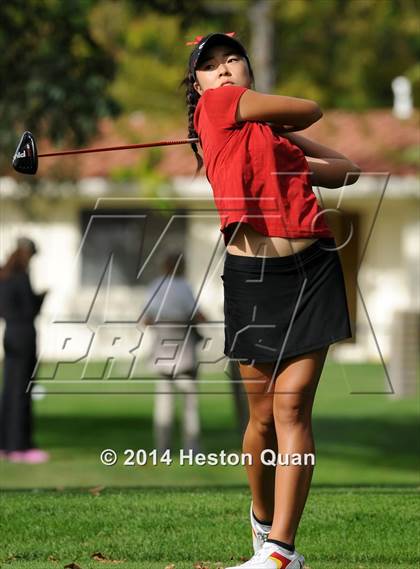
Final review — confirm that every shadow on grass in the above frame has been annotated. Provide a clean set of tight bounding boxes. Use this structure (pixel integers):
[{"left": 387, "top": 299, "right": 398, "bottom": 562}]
[
  {"left": 35, "top": 413, "right": 419, "bottom": 475},
  {"left": 313, "top": 416, "right": 419, "bottom": 473}
]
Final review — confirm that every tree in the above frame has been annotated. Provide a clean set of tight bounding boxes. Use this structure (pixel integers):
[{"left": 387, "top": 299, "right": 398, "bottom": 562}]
[
  {"left": 0, "top": 0, "right": 119, "bottom": 174},
  {"left": 104, "top": 0, "right": 419, "bottom": 120},
  {"left": 99, "top": 3, "right": 228, "bottom": 121},
  {"left": 271, "top": 0, "right": 420, "bottom": 109}
]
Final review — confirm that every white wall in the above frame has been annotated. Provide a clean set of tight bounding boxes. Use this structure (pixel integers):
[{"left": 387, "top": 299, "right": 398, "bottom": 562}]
[
  {"left": 1, "top": 177, "right": 419, "bottom": 370},
  {"left": 331, "top": 197, "right": 419, "bottom": 363}
]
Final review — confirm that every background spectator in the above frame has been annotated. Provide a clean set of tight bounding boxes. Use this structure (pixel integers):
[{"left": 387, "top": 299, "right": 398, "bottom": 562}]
[
  {"left": 143, "top": 250, "right": 207, "bottom": 456},
  {"left": 0, "top": 237, "right": 49, "bottom": 463}
]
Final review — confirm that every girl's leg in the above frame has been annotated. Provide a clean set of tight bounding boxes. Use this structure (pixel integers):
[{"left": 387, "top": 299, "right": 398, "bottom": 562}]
[
  {"left": 239, "top": 361, "right": 277, "bottom": 522},
  {"left": 269, "top": 346, "right": 329, "bottom": 545}
]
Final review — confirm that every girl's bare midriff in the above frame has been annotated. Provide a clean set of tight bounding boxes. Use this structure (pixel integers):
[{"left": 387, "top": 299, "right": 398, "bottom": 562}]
[{"left": 226, "top": 223, "right": 318, "bottom": 257}]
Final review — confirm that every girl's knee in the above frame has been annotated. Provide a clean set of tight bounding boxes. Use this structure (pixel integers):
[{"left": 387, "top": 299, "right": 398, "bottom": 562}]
[
  {"left": 273, "top": 399, "right": 312, "bottom": 427},
  {"left": 249, "top": 413, "right": 276, "bottom": 435}
]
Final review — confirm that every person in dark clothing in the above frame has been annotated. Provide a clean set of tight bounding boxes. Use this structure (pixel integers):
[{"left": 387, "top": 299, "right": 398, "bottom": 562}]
[{"left": 0, "top": 237, "right": 49, "bottom": 463}]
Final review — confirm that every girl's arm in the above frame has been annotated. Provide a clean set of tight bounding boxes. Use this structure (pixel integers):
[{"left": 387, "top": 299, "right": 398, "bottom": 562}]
[
  {"left": 282, "top": 132, "right": 361, "bottom": 188},
  {"left": 236, "top": 90, "right": 322, "bottom": 130}
]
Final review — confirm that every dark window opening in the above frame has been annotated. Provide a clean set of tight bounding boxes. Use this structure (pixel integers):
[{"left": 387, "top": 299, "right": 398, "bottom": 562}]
[{"left": 80, "top": 208, "right": 187, "bottom": 287}]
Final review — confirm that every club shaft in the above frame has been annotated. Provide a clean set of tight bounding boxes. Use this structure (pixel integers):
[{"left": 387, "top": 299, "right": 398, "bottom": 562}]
[{"left": 38, "top": 138, "right": 199, "bottom": 158}]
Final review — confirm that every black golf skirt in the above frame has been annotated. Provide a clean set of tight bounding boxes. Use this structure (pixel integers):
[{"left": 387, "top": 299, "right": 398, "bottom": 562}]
[{"left": 221, "top": 237, "right": 352, "bottom": 364}]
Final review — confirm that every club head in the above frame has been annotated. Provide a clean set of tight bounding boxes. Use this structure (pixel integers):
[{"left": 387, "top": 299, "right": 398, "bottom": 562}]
[{"left": 12, "top": 131, "right": 38, "bottom": 175}]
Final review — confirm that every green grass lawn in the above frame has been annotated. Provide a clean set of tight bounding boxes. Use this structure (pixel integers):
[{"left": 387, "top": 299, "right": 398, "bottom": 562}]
[
  {"left": 1, "top": 361, "right": 418, "bottom": 489},
  {"left": 1, "top": 487, "right": 418, "bottom": 568},
  {"left": 0, "top": 360, "right": 419, "bottom": 568}
]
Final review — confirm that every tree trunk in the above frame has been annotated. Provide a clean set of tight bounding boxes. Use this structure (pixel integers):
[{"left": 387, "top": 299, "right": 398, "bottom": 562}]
[{"left": 248, "top": 0, "right": 275, "bottom": 93}]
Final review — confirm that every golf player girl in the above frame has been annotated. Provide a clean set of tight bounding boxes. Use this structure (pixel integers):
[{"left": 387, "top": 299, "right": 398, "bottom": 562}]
[{"left": 181, "top": 33, "right": 360, "bottom": 569}]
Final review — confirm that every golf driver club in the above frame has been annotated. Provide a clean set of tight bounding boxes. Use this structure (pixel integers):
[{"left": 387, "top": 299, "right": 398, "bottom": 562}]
[{"left": 12, "top": 131, "right": 199, "bottom": 175}]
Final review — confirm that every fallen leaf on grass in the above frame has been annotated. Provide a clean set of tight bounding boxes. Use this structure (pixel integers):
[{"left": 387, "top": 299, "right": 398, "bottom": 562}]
[
  {"left": 164, "top": 565, "right": 175, "bottom": 569},
  {"left": 64, "top": 563, "right": 83, "bottom": 569},
  {"left": 90, "top": 551, "right": 125, "bottom": 563},
  {"left": 48, "top": 555, "right": 59, "bottom": 562},
  {"left": 193, "top": 563, "right": 211, "bottom": 569},
  {"left": 91, "top": 552, "right": 107, "bottom": 561},
  {"left": 88, "top": 485, "right": 105, "bottom": 496}
]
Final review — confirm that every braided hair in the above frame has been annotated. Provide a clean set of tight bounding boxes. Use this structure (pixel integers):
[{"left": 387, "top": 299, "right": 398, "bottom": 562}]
[
  {"left": 179, "top": 71, "right": 203, "bottom": 177},
  {"left": 179, "top": 51, "right": 255, "bottom": 178}
]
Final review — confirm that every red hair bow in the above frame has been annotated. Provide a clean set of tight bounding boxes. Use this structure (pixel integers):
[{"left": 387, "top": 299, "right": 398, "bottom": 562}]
[{"left": 185, "top": 32, "right": 236, "bottom": 46}]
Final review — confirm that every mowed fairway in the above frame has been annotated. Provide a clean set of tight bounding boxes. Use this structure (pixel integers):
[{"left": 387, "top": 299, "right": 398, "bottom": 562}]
[
  {"left": 1, "top": 361, "right": 419, "bottom": 568},
  {"left": 1, "top": 487, "right": 418, "bottom": 569}
]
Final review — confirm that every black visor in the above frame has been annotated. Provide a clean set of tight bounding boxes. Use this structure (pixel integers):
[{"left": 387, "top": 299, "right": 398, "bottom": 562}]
[{"left": 189, "top": 33, "right": 249, "bottom": 79}]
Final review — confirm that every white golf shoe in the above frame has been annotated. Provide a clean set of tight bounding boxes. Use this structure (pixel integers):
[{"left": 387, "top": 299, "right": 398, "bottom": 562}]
[
  {"left": 250, "top": 502, "right": 271, "bottom": 553},
  {"left": 225, "top": 540, "right": 305, "bottom": 569}
]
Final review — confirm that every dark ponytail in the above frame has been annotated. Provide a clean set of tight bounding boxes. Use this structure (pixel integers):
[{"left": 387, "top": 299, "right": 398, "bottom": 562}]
[
  {"left": 179, "top": 50, "right": 255, "bottom": 178},
  {"left": 179, "top": 71, "right": 203, "bottom": 178}
]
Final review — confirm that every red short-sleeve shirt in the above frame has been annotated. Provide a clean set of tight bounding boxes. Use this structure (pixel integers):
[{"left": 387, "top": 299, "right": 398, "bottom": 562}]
[{"left": 193, "top": 85, "right": 334, "bottom": 246}]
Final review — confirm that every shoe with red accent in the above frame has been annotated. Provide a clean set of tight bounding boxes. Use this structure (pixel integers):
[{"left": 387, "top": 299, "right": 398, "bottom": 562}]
[
  {"left": 250, "top": 501, "right": 271, "bottom": 553},
  {"left": 225, "top": 541, "right": 305, "bottom": 569}
]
